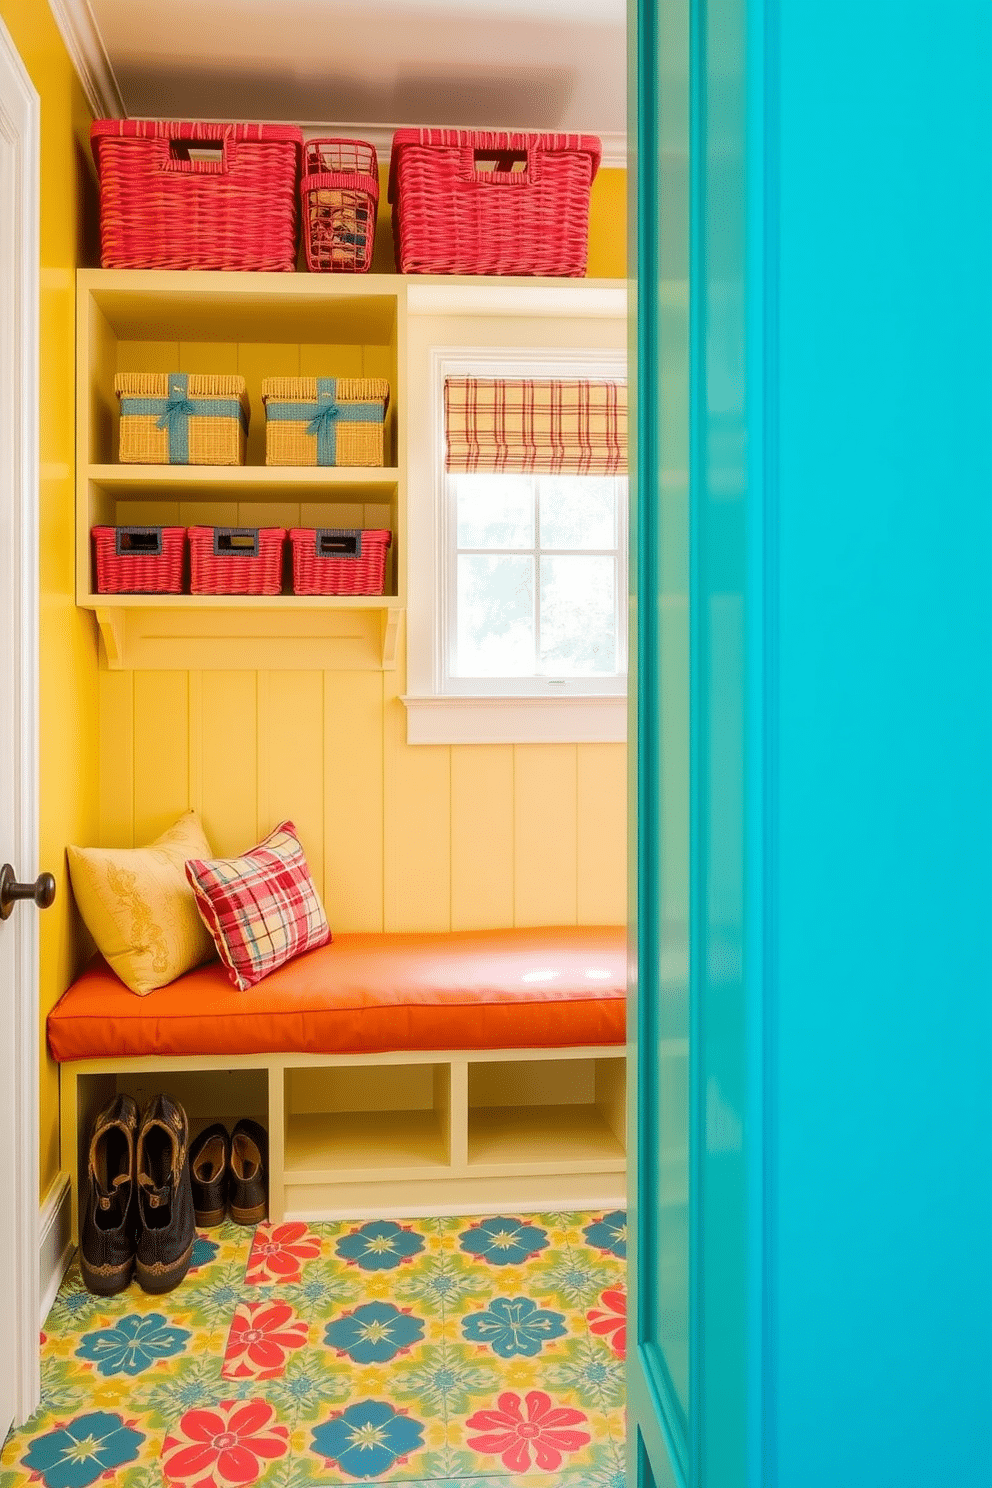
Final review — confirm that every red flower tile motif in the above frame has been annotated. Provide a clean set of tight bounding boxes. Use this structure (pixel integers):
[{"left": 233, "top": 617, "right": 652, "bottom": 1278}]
[
  {"left": 587, "top": 1286, "right": 626, "bottom": 1359},
  {"left": 465, "top": 1389, "right": 590, "bottom": 1473},
  {"left": 222, "top": 1301, "right": 310, "bottom": 1380},
  {"left": 161, "top": 1399, "right": 289, "bottom": 1488},
  {"left": 244, "top": 1223, "right": 321, "bottom": 1285}
]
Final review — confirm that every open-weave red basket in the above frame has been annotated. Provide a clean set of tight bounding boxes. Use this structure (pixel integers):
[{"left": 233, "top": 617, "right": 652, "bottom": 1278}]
[
  {"left": 91, "top": 120, "right": 303, "bottom": 271},
  {"left": 388, "top": 129, "right": 601, "bottom": 276},
  {"left": 290, "top": 528, "right": 391, "bottom": 595},
  {"left": 188, "top": 527, "right": 286, "bottom": 595},
  {"left": 92, "top": 526, "right": 186, "bottom": 594},
  {"left": 302, "top": 139, "right": 379, "bottom": 272}
]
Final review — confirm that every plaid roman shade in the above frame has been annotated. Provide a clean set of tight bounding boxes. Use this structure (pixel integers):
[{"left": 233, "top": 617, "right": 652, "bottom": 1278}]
[{"left": 444, "top": 377, "right": 627, "bottom": 475}]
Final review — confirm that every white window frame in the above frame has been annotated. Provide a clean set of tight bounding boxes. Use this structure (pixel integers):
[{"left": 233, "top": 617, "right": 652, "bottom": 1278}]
[{"left": 403, "top": 308, "right": 629, "bottom": 745}]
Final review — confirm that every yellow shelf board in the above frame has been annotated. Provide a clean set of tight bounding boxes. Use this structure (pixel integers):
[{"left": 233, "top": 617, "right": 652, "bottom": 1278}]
[
  {"left": 467, "top": 1104, "right": 626, "bottom": 1168},
  {"left": 80, "top": 269, "right": 403, "bottom": 344},
  {"left": 88, "top": 464, "right": 400, "bottom": 492},
  {"left": 80, "top": 592, "right": 402, "bottom": 610},
  {"left": 285, "top": 1110, "right": 447, "bottom": 1173}
]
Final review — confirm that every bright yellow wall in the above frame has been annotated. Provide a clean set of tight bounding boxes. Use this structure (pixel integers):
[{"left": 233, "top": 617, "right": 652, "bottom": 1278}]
[{"left": 0, "top": 3, "right": 101, "bottom": 1199}]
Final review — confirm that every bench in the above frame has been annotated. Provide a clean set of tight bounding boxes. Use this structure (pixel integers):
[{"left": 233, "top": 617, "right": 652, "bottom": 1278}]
[{"left": 49, "top": 925, "right": 626, "bottom": 1236}]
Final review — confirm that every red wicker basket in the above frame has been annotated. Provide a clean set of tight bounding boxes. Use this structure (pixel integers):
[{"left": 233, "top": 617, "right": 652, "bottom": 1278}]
[
  {"left": 302, "top": 139, "right": 379, "bottom": 272},
  {"left": 290, "top": 528, "right": 391, "bottom": 595},
  {"left": 388, "top": 129, "right": 601, "bottom": 276},
  {"left": 91, "top": 120, "right": 303, "bottom": 271},
  {"left": 188, "top": 527, "right": 286, "bottom": 595},
  {"left": 92, "top": 526, "right": 186, "bottom": 594}
]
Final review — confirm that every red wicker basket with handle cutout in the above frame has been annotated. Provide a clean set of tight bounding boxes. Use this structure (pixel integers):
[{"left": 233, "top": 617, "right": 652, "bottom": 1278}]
[
  {"left": 301, "top": 139, "right": 379, "bottom": 272},
  {"left": 91, "top": 120, "right": 303, "bottom": 271},
  {"left": 290, "top": 528, "right": 391, "bottom": 595},
  {"left": 388, "top": 129, "right": 601, "bottom": 276},
  {"left": 92, "top": 526, "right": 186, "bottom": 594},
  {"left": 188, "top": 527, "right": 286, "bottom": 595}
]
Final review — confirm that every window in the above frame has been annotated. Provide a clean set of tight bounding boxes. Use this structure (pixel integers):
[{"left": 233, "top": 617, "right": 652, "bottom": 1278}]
[{"left": 402, "top": 284, "right": 628, "bottom": 744}]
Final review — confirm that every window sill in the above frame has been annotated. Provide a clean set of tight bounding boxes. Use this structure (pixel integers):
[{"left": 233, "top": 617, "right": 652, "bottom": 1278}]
[{"left": 401, "top": 694, "right": 627, "bottom": 745}]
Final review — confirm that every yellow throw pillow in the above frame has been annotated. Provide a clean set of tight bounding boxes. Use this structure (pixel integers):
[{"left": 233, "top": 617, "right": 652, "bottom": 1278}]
[{"left": 67, "top": 811, "right": 217, "bottom": 995}]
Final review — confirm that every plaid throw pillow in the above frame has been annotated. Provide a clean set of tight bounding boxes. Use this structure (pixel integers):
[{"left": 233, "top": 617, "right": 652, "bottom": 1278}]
[{"left": 185, "top": 821, "right": 331, "bottom": 990}]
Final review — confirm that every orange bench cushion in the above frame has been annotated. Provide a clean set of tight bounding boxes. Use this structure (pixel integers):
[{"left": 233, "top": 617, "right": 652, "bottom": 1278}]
[{"left": 47, "top": 925, "right": 626, "bottom": 1063}]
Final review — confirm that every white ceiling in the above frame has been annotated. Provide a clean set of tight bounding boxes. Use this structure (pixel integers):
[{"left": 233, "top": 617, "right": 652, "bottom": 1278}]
[{"left": 80, "top": 0, "right": 627, "bottom": 152}]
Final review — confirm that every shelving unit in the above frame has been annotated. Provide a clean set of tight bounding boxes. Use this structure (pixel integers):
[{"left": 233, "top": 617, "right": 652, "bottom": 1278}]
[
  {"left": 76, "top": 269, "right": 407, "bottom": 669},
  {"left": 61, "top": 1044, "right": 625, "bottom": 1237}
]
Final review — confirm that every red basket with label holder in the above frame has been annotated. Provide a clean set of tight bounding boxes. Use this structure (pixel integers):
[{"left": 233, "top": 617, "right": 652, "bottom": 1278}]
[
  {"left": 188, "top": 527, "right": 286, "bottom": 595},
  {"left": 388, "top": 129, "right": 601, "bottom": 276},
  {"left": 290, "top": 528, "right": 391, "bottom": 595},
  {"left": 91, "top": 120, "right": 303, "bottom": 271},
  {"left": 92, "top": 526, "right": 186, "bottom": 594}
]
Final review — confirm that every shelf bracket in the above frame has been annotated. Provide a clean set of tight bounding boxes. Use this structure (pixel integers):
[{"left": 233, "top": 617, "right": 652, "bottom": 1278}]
[
  {"left": 94, "top": 607, "right": 125, "bottom": 669},
  {"left": 381, "top": 609, "right": 401, "bottom": 669}
]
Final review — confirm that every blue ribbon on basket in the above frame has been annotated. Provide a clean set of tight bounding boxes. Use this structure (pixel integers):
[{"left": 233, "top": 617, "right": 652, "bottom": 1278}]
[
  {"left": 119, "top": 372, "right": 248, "bottom": 464},
  {"left": 266, "top": 377, "right": 383, "bottom": 465}
]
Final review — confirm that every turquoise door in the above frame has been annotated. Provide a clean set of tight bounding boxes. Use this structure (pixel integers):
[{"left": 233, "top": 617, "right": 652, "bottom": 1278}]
[{"left": 628, "top": 1, "right": 992, "bottom": 1484}]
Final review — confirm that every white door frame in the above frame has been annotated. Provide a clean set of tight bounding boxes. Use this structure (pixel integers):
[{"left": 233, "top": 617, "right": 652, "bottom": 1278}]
[{"left": 0, "top": 12, "right": 41, "bottom": 1427}]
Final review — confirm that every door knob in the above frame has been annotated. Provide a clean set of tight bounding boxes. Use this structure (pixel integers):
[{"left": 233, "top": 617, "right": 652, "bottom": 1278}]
[{"left": 0, "top": 863, "right": 56, "bottom": 920}]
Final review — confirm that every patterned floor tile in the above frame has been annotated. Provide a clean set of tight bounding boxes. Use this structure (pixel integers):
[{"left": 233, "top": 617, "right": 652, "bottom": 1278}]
[{"left": 1, "top": 1210, "right": 626, "bottom": 1488}]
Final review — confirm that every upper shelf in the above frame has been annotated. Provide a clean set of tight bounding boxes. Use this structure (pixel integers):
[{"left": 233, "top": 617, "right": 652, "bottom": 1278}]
[{"left": 86, "top": 465, "right": 401, "bottom": 501}]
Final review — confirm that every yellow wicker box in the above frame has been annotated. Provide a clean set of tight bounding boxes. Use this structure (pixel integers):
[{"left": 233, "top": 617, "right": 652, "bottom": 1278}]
[
  {"left": 115, "top": 372, "right": 249, "bottom": 465},
  {"left": 262, "top": 376, "right": 389, "bottom": 467}
]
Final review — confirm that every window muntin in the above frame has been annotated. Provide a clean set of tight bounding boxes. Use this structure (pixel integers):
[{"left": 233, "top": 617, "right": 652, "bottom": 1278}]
[{"left": 447, "top": 472, "right": 625, "bottom": 690}]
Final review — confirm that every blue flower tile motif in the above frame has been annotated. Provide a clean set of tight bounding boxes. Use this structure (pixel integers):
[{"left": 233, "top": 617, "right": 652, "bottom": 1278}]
[
  {"left": 334, "top": 1220, "right": 425, "bottom": 1271},
  {"left": 324, "top": 1302, "right": 425, "bottom": 1363},
  {"left": 461, "top": 1296, "right": 568, "bottom": 1357},
  {"left": 75, "top": 1314, "right": 191, "bottom": 1377},
  {"left": 188, "top": 1236, "right": 220, "bottom": 1270},
  {"left": 458, "top": 1216, "right": 549, "bottom": 1267},
  {"left": 20, "top": 1410, "right": 144, "bottom": 1488},
  {"left": 583, "top": 1210, "right": 627, "bottom": 1258},
  {"left": 311, "top": 1400, "right": 424, "bottom": 1479}
]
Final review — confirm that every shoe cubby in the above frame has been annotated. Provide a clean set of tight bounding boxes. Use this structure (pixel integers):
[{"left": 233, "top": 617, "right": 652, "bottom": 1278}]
[
  {"left": 283, "top": 1061, "right": 452, "bottom": 1177},
  {"left": 467, "top": 1056, "right": 626, "bottom": 1170},
  {"left": 62, "top": 1046, "right": 626, "bottom": 1239}
]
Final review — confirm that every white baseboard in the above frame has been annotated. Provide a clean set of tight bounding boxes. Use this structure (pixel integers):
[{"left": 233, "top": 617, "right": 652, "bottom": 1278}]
[{"left": 39, "top": 1172, "right": 73, "bottom": 1328}]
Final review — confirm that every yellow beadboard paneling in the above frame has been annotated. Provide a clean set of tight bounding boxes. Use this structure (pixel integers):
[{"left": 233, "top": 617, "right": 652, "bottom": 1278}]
[
  {"left": 258, "top": 672, "right": 325, "bottom": 887},
  {"left": 116, "top": 338, "right": 179, "bottom": 374},
  {"left": 180, "top": 341, "right": 239, "bottom": 376},
  {"left": 238, "top": 342, "right": 300, "bottom": 465},
  {"left": 451, "top": 747, "right": 515, "bottom": 929},
  {"left": 179, "top": 501, "right": 240, "bottom": 528},
  {"left": 132, "top": 672, "right": 190, "bottom": 842},
  {"left": 194, "top": 671, "right": 259, "bottom": 855},
  {"left": 577, "top": 743, "right": 628, "bottom": 923},
  {"left": 236, "top": 502, "right": 301, "bottom": 528},
  {"left": 513, "top": 745, "right": 579, "bottom": 926},
  {"left": 300, "top": 502, "right": 365, "bottom": 528},
  {"left": 300, "top": 343, "right": 364, "bottom": 378},
  {"left": 323, "top": 671, "right": 385, "bottom": 932},
  {"left": 383, "top": 626, "right": 451, "bottom": 930},
  {"left": 98, "top": 671, "right": 135, "bottom": 846},
  {"left": 107, "top": 669, "right": 627, "bottom": 937},
  {"left": 117, "top": 500, "right": 181, "bottom": 525}
]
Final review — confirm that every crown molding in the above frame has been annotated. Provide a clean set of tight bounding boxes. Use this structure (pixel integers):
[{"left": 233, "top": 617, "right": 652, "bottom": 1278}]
[
  {"left": 46, "top": 0, "right": 124, "bottom": 119},
  {"left": 177, "top": 117, "right": 627, "bottom": 170},
  {"left": 297, "top": 124, "right": 627, "bottom": 169}
]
